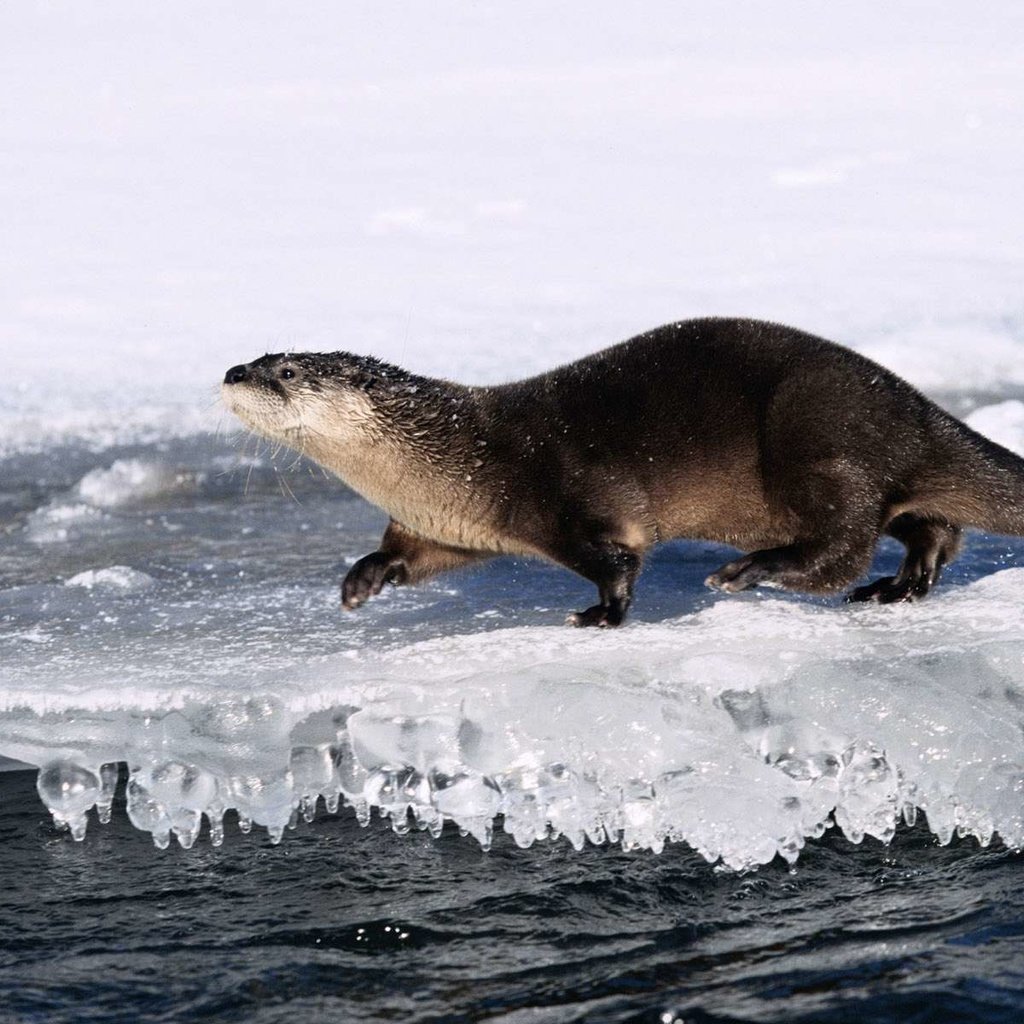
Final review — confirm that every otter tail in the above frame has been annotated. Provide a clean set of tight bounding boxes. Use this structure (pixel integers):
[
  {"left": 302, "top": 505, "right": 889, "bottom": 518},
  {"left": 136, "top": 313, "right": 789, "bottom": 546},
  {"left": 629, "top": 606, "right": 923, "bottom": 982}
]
[{"left": 929, "top": 415, "right": 1024, "bottom": 536}]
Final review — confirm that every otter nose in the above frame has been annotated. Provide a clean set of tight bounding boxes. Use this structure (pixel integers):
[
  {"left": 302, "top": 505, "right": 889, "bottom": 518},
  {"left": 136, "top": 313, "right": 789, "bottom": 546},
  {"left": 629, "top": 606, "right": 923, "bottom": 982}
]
[{"left": 224, "top": 365, "right": 248, "bottom": 385}]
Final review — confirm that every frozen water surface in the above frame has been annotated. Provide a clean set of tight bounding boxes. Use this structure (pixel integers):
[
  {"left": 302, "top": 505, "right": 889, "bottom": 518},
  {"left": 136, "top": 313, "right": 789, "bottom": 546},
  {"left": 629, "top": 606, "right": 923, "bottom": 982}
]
[
  {"left": 3, "top": 1, "right": 1024, "bottom": 1019},
  {"left": 3, "top": 431, "right": 1024, "bottom": 870},
  {"left": 0, "top": 0, "right": 1022, "bottom": 868}
]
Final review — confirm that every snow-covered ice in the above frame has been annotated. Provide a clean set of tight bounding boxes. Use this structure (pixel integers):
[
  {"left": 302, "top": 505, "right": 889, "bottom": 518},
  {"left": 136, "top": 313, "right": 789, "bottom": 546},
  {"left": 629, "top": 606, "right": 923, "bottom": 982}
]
[
  {"left": 6, "top": 565, "right": 1024, "bottom": 868},
  {"left": 2, "top": 1, "right": 1024, "bottom": 868}
]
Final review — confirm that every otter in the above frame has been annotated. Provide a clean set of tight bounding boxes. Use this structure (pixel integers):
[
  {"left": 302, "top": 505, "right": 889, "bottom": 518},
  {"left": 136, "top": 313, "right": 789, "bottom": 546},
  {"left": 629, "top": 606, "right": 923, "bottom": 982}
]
[{"left": 222, "top": 317, "right": 1024, "bottom": 627}]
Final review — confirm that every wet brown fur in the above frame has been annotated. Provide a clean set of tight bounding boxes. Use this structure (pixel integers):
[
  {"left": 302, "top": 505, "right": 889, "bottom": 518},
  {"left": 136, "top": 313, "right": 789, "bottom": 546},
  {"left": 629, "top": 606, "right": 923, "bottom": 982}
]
[{"left": 222, "top": 317, "right": 1024, "bottom": 626}]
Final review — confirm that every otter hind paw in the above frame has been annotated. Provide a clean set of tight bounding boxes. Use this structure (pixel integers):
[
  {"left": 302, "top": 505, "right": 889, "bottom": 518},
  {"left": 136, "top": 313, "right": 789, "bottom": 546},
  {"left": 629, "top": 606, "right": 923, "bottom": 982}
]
[
  {"left": 846, "top": 575, "right": 922, "bottom": 604},
  {"left": 705, "top": 555, "right": 768, "bottom": 593}
]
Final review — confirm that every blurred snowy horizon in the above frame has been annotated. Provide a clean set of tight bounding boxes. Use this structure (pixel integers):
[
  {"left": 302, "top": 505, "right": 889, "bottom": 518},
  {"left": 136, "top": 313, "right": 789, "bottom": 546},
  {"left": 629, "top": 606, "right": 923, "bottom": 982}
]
[
  {"left": 2, "top": 1, "right": 1024, "bottom": 868},
  {"left": 2, "top": 1, "right": 1024, "bottom": 452}
]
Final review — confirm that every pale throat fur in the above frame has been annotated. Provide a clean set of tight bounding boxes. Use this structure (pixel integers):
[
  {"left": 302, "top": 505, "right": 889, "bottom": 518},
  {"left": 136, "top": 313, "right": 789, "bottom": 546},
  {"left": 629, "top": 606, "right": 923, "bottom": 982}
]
[{"left": 223, "top": 371, "right": 527, "bottom": 555}]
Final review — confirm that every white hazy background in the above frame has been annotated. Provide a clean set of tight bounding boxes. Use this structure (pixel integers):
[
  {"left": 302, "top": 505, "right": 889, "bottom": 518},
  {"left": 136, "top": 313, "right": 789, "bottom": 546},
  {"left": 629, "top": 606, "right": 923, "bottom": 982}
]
[{"left": 2, "top": 1, "right": 1023, "bottom": 449}]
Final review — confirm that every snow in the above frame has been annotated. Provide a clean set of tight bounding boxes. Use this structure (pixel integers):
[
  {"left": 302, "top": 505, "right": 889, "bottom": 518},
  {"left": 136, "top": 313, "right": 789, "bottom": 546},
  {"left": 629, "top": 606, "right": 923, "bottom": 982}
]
[
  {"left": 2, "top": 1, "right": 1024, "bottom": 867},
  {"left": 65, "top": 567, "right": 156, "bottom": 592},
  {"left": 966, "top": 401, "right": 1024, "bottom": 456},
  {"left": 3, "top": 1, "right": 1024, "bottom": 454},
  {"left": 75, "top": 459, "right": 187, "bottom": 508}
]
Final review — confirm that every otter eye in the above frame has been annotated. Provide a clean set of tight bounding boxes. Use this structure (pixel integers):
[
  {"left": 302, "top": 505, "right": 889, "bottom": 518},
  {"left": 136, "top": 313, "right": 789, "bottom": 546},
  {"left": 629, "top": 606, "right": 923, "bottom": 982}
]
[{"left": 279, "top": 367, "right": 296, "bottom": 380}]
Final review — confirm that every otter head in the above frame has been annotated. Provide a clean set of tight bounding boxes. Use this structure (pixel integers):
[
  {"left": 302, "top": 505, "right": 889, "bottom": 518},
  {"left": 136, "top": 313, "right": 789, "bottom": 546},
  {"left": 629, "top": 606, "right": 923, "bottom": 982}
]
[{"left": 221, "top": 352, "right": 387, "bottom": 454}]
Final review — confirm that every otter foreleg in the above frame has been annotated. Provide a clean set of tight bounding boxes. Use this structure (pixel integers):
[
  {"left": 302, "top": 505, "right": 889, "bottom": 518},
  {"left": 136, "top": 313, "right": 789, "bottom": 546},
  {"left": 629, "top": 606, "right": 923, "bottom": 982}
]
[
  {"left": 341, "top": 520, "right": 488, "bottom": 610},
  {"left": 846, "top": 513, "right": 961, "bottom": 604},
  {"left": 551, "top": 535, "right": 643, "bottom": 628}
]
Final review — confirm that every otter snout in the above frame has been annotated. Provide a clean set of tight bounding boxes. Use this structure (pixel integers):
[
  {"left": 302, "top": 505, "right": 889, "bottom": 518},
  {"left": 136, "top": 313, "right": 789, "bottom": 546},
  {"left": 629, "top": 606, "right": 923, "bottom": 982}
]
[
  {"left": 222, "top": 355, "right": 300, "bottom": 390},
  {"left": 221, "top": 359, "right": 275, "bottom": 429},
  {"left": 220, "top": 354, "right": 314, "bottom": 437}
]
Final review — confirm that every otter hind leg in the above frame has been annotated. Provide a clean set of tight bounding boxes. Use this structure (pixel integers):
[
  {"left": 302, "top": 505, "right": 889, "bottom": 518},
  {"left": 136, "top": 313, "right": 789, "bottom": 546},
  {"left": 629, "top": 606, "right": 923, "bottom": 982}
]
[
  {"left": 846, "top": 514, "right": 962, "bottom": 604},
  {"left": 705, "top": 467, "right": 883, "bottom": 598},
  {"left": 704, "top": 532, "right": 878, "bottom": 597},
  {"left": 341, "top": 520, "right": 488, "bottom": 610}
]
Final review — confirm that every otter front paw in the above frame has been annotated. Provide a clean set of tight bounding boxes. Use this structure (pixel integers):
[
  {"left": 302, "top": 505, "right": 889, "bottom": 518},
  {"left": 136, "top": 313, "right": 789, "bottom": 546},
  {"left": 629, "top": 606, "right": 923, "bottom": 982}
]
[
  {"left": 566, "top": 603, "right": 624, "bottom": 628},
  {"left": 341, "top": 552, "right": 407, "bottom": 610}
]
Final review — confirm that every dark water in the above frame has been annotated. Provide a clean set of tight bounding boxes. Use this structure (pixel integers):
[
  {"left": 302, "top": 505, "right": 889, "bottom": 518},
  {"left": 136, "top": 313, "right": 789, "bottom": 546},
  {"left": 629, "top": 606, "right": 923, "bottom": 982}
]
[{"left": 1, "top": 769, "right": 1022, "bottom": 1024}]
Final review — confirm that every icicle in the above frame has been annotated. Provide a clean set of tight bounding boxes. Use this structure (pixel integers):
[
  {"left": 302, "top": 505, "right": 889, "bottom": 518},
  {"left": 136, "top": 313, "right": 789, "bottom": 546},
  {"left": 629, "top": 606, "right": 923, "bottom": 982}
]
[
  {"left": 207, "top": 809, "right": 225, "bottom": 848},
  {"left": 96, "top": 763, "right": 119, "bottom": 824},
  {"left": 37, "top": 762, "right": 101, "bottom": 841}
]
